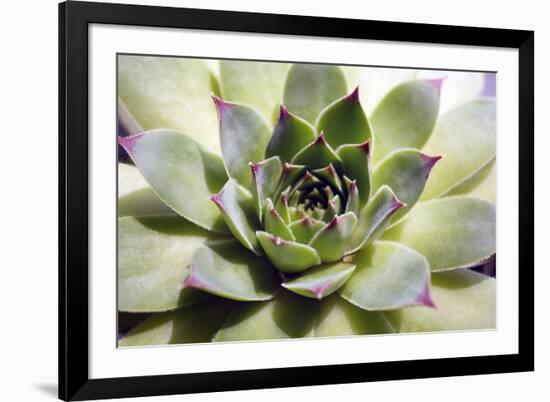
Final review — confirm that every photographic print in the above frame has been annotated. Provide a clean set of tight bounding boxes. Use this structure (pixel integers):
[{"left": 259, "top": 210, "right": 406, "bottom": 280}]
[{"left": 116, "top": 55, "right": 496, "bottom": 347}]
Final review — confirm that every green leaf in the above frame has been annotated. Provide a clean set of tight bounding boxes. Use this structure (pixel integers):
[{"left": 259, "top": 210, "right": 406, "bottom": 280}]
[
  {"left": 211, "top": 179, "right": 262, "bottom": 255},
  {"left": 263, "top": 199, "right": 296, "bottom": 241},
  {"left": 283, "top": 262, "right": 356, "bottom": 299},
  {"left": 118, "top": 55, "right": 221, "bottom": 152},
  {"left": 348, "top": 185, "right": 404, "bottom": 253},
  {"left": 118, "top": 163, "right": 175, "bottom": 217},
  {"left": 340, "top": 241, "right": 433, "bottom": 310},
  {"left": 312, "top": 164, "right": 344, "bottom": 195},
  {"left": 289, "top": 216, "right": 326, "bottom": 243},
  {"left": 383, "top": 196, "right": 496, "bottom": 271},
  {"left": 315, "top": 294, "right": 394, "bottom": 337},
  {"left": 119, "top": 299, "right": 235, "bottom": 346},
  {"left": 443, "top": 157, "right": 496, "bottom": 202},
  {"left": 256, "top": 231, "right": 321, "bottom": 273},
  {"left": 283, "top": 64, "right": 348, "bottom": 123},
  {"left": 371, "top": 79, "right": 441, "bottom": 164},
  {"left": 344, "top": 180, "right": 360, "bottom": 215},
  {"left": 310, "top": 212, "right": 358, "bottom": 262},
  {"left": 213, "top": 97, "right": 271, "bottom": 190},
  {"left": 316, "top": 87, "right": 372, "bottom": 149},
  {"left": 118, "top": 130, "right": 228, "bottom": 233},
  {"left": 214, "top": 290, "right": 318, "bottom": 341},
  {"left": 421, "top": 99, "right": 496, "bottom": 200},
  {"left": 185, "top": 240, "right": 281, "bottom": 301},
  {"left": 373, "top": 149, "right": 441, "bottom": 224},
  {"left": 265, "top": 106, "right": 317, "bottom": 163},
  {"left": 277, "top": 163, "right": 307, "bottom": 198},
  {"left": 336, "top": 141, "right": 372, "bottom": 206},
  {"left": 250, "top": 156, "right": 283, "bottom": 221},
  {"left": 463, "top": 160, "right": 496, "bottom": 203},
  {"left": 118, "top": 216, "right": 220, "bottom": 312},
  {"left": 291, "top": 133, "right": 343, "bottom": 170},
  {"left": 384, "top": 269, "right": 495, "bottom": 332},
  {"left": 219, "top": 60, "right": 291, "bottom": 123}
]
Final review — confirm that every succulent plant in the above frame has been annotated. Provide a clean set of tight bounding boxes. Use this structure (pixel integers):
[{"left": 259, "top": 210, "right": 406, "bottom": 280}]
[{"left": 117, "top": 57, "right": 496, "bottom": 346}]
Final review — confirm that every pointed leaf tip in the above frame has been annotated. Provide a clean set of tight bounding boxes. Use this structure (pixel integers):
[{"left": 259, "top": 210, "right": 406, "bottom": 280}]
[
  {"left": 314, "top": 132, "right": 327, "bottom": 145},
  {"left": 427, "top": 77, "right": 446, "bottom": 94},
  {"left": 118, "top": 133, "right": 144, "bottom": 154},
  {"left": 418, "top": 284, "right": 437, "bottom": 308},
  {"left": 346, "top": 86, "right": 361, "bottom": 103},
  {"left": 278, "top": 104, "right": 290, "bottom": 120},
  {"left": 420, "top": 153, "right": 443, "bottom": 173},
  {"left": 211, "top": 94, "right": 234, "bottom": 116}
]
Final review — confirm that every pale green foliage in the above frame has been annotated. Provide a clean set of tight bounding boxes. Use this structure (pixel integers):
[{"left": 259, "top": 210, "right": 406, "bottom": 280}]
[{"left": 118, "top": 58, "right": 496, "bottom": 346}]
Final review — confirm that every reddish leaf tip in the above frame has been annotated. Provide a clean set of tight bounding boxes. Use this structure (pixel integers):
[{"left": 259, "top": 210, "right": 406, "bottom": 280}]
[
  {"left": 427, "top": 77, "right": 446, "bottom": 95},
  {"left": 417, "top": 279, "right": 437, "bottom": 308},
  {"left": 270, "top": 235, "right": 285, "bottom": 246},
  {"left": 312, "top": 283, "right": 331, "bottom": 299},
  {"left": 209, "top": 192, "right": 224, "bottom": 207},
  {"left": 117, "top": 133, "right": 143, "bottom": 153},
  {"left": 346, "top": 86, "right": 361, "bottom": 103},
  {"left": 348, "top": 179, "right": 358, "bottom": 194},
  {"left": 182, "top": 272, "right": 204, "bottom": 289},
  {"left": 278, "top": 104, "right": 290, "bottom": 120},
  {"left": 314, "top": 132, "right": 327, "bottom": 145},
  {"left": 211, "top": 95, "right": 233, "bottom": 118},
  {"left": 249, "top": 162, "right": 260, "bottom": 176},
  {"left": 357, "top": 140, "right": 371, "bottom": 156},
  {"left": 390, "top": 194, "right": 407, "bottom": 212},
  {"left": 419, "top": 153, "right": 443, "bottom": 173}
]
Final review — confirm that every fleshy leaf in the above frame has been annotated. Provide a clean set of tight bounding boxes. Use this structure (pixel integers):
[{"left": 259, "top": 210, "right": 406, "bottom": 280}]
[
  {"left": 263, "top": 199, "right": 296, "bottom": 241},
  {"left": 315, "top": 294, "right": 394, "bottom": 337},
  {"left": 185, "top": 240, "right": 281, "bottom": 301},
  {"left": 384, "top": 269, "right": 495, "bottom": 332},
  {"left": 348, "top": 185, "right": 405, "bottom": 253},
  {"left": 312, "top": 164, "right": 344, "bottom": 195},
  {"left": 250, "top": 156, "right": 283, "bottom": 221},
  {"left": 442, "top": 157, "right": 496, "bottom": 201},
  {"left": 421, "top": 99, "right": 496, "bottom": 199},
  {"left": 371, "top": 79, "right": 441, "bottom": 164},
  {"left": 118, "top": 216, "right": 220, "bottom": 312},
  {"left": 339, "top": 241, "right": 433, "bottom": 310},
  {"left": 316, "top": 87, "right": 372, "bottom": 149},
  {"left": 211, "top": 179, "right": 262, "bottom": 255},
  {"left": 373, "top": 149, "right": 441, "bottom": 224},
  {"left": 383, "top": 196, "right": 495, "bottom": 271},
  {"left": 344, "top": 180, "right": 360, "bottom": 215},
  {"left": 336, "top": 141, "right": 372, "bottom": 206},
  {"left": 274, "top": 190, "right": 291, "bottom": 224},
  {"left": 283, "top": 64, "right": 348, "bottom": 123},
  {"left": 119, "top": 130, "right": 228, "bottom": 233},
  {"left": 277, "top": 163, "right": 307, "bottom": 195},
  {"left": 118, "top": 55, "right": 220, "bottom": 152},
  {"left": 289, "top": 216, "right": 326, "bottom": 243},
  {"left": 219, "top": 60, "right": 291, "bottom": 123},
  {"left": 213, "top": 96, "right": 271, "bottom": 189},
  {"left": 256, "top": 231, "right": 321, "bottom": 273},
  {"left": 265, "top": 106, "right": 317, "bottom": 163},
  {"left": 214, "top": 290, "right": 318, "bottom": 341},
  {"left": 119, "top": 299, "right": 234, "bottom": 346},
  {"left": 291, "top": 133, "right": 343, "bottom": 170},
  {"left": 283, "top": 262, "right": 356, "bottom": 299},
  {"left": 118, "top": 163, "right": 175, "bottom": 217},
  {"left": 310, "top": 212, "right": 358, "bottom": 262}
]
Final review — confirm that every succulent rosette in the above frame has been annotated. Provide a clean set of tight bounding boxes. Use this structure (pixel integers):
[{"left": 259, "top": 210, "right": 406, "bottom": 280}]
[{"left": 117, "top": 57, "right": 496, "bottom": 346}]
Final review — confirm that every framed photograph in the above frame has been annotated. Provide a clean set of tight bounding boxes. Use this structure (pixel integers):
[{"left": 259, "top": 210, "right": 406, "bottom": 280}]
[{"left": 59, "top": 1, "right": 534, "bottom": 400}]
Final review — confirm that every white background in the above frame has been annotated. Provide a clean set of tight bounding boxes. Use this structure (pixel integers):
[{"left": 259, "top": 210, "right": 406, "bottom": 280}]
[{"left": 0, "top": 0, "right": 545, "bottom": 401}]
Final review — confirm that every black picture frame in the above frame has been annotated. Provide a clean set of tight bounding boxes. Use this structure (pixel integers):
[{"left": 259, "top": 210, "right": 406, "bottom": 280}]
[{"left": 59, "top": 1, "right": 534, "bottom": 400}]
